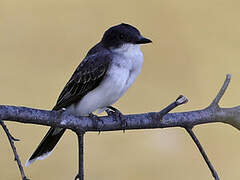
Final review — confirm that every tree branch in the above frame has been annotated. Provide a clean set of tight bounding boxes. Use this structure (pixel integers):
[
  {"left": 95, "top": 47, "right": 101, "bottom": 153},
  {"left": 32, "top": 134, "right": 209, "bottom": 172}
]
[
  {"left": 74, "top": 132, "right": 84, "bottom": 180},
  {"left": 0, "top": 81, "right": 239, "bottom": 132},
  {"left": 1, "top": 74, "right": 240, "bottom": 179},
  {"left": 0, "top": 120, "right": 29, "bottom": 180},
  {"left": 185, "top": 127, "right": 219, "bottom": 180},
  {"left": 210, "top": 74, "right": 231, "bottom": 108}
]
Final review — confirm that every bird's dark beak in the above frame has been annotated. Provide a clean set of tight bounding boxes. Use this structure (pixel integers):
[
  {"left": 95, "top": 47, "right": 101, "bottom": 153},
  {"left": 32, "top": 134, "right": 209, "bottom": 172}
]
[{"left": 136, "top": 36, "right": 152, "bottom": 44}]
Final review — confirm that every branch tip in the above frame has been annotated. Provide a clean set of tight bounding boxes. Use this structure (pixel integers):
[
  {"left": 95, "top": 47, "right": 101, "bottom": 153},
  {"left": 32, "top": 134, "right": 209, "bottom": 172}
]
[
  {"left": 226, "top": 73, "right": 232, "bottom": 80},
  {"left": 176, "top": 95, "right": 188, "bottom": 105}
]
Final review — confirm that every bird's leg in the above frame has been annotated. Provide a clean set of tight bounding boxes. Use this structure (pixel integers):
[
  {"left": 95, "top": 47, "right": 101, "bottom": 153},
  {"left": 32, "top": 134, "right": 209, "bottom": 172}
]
[
  {"left": 89, "top": 113, "right": 103, "bottom": 134},
  {"left": 106, "top": 106, "right": 127, "bottom": 132}
]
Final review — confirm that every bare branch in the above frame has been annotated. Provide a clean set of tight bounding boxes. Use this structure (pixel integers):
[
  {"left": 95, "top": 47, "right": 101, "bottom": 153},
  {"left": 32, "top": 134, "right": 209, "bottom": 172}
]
[
  {"left": 74, "top": 133, "right": 84, "bottom": 180},
  {"left": 185, "top": 127, "right": 219, "bottom": 180},
  {"left": 210, "top": 74, "right": 232, "bottom": 107},
  {"left": 1, "top": 74, "right": 240, "bottom": 180},
  {"left": 1, "top": 100, "right": 240, "bottom": 132},
  {"left": 0, "top": 120, "right": 29, "bottom": 180}
]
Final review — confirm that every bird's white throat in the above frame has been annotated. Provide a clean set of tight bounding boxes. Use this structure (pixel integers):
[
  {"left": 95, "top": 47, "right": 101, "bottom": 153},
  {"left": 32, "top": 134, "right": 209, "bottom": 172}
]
[{"left": 111, "top": 43, "right": 143, "bottom": 69}]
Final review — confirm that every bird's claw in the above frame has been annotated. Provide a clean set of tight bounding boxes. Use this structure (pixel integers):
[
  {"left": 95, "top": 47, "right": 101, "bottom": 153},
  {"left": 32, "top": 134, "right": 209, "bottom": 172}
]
[
  {"left": 106, "top": 106, "right": 127, "bottom": 132},
  {"left": 89, "top": 113, "right": 103, "bottom": 134}
]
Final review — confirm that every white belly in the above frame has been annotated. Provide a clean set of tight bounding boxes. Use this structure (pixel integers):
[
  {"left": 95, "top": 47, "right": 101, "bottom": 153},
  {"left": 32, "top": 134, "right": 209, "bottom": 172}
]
[{"left": 67, "top": 44, "right": 143, "bottom": 116}]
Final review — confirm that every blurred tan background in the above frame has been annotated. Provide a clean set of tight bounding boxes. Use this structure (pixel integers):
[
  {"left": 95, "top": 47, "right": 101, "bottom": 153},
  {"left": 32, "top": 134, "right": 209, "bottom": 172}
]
[{"left": 1, "top": 0, "right": 240, "bottom": 179}]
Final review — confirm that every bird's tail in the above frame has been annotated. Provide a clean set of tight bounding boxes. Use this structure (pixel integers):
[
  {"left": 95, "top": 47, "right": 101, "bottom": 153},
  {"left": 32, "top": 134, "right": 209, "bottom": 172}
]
[{"left": 25, "top": 127, "right": 66, "bottom": 166}]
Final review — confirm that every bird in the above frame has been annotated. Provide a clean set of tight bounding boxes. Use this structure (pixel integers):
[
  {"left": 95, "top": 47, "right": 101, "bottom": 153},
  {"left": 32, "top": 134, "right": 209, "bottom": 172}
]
[{"left": 25, "top": 23, "right": 152, "bottom": 166}]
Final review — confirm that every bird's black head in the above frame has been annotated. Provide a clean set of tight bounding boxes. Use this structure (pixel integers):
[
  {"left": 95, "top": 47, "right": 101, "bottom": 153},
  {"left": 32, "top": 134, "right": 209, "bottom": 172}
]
[{"left": 101, "top": 23, "right": 152, "bottom": 49}]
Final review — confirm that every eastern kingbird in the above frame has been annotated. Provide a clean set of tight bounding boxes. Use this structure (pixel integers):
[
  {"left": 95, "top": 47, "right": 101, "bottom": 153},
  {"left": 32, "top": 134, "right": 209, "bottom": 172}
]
[{"left": 26, "top": 23, "right": 152, "bottom": 166}]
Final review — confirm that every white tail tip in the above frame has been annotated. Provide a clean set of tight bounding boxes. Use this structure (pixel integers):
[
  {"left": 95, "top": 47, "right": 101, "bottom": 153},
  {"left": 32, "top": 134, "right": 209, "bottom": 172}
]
[{"left": 25, "top": 151, "right": 52, "bottom": 167}]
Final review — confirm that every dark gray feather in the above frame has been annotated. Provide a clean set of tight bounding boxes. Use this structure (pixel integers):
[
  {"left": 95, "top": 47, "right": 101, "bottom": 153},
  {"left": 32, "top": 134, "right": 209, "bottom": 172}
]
[{"left": 53, "top": 48, "right": 112, "bottom": 111}]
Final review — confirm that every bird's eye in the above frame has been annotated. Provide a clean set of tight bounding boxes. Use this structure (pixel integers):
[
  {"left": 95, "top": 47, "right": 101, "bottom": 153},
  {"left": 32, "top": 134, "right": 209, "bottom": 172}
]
[{"left": 119, "top": 34, "right": 124, "bottom": 39}]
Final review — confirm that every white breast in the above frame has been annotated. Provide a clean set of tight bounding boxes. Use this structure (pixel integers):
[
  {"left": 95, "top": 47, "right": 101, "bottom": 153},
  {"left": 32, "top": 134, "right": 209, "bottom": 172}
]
[
  {"left": 68, "top": 44, "right": 144, "bottom": 116},
  {"left": 112, "top": 44, "right": 143, "bottom": 94}
]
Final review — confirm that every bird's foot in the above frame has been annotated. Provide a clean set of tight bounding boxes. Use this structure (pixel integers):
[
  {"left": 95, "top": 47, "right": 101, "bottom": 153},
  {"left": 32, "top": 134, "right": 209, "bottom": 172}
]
[
  {"left": 89, "top": 113, "right": 103, "bottom": 134},
  {"left": 106, "top": 106, "right": 127, "bottom": 132}
]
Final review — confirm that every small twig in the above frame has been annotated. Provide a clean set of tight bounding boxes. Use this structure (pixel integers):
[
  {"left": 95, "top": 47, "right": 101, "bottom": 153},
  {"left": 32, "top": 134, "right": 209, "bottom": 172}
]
[
  {"left": 74, "top": 132, "right": 84, "bottom": 180},
  {"left": 185, "top": 127, "right": 219, "bottom": 180},
  {"left": 10, "top": 135, "right": 20, "bottom": 141},
  {"left": 150, "top": 95, "right": 188, "bottom": 121},
  {"left": 159, "top": 95, "right": 188, "bottom": 118},
  {"left": 210, "top": 74, "right": 231, "bottom": 107},
  {"left": 0, "top": 120, "right": 29, "bottom": 180}
]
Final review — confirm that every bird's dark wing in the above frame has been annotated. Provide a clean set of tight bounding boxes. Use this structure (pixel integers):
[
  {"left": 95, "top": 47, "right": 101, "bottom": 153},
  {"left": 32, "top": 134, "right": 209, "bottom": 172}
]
[{"left": 52, "top": 52, "right": 111, "bottom": 111}]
